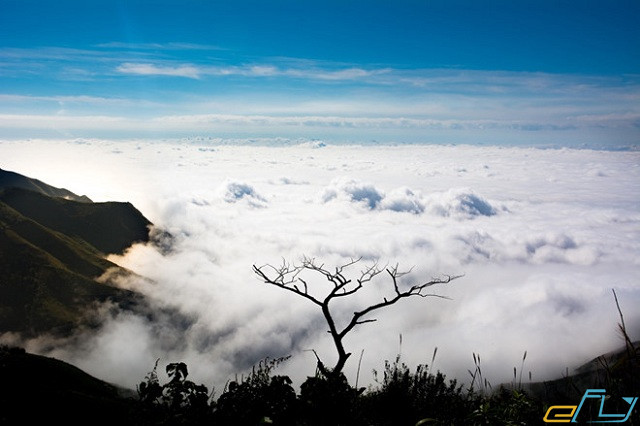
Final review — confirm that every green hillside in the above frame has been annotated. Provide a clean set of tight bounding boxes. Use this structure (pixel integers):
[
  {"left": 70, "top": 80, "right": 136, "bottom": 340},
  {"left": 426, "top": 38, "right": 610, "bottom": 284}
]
[
  {"left": 0, "top": 169, "right": 151, "bottom": 337},
  {"left": 0, "top": 200, "right": 140, "bottom": 335}
]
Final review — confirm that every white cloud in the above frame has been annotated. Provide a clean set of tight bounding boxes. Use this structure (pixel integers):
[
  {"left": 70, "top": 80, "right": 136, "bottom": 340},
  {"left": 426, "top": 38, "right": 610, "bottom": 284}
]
[
  {"left": 320, "top": 177, "right": 384, "bottom": 209},
  {"left": 117, "top": 62, "right": 202, "bottom": 79},
  {"left": 114, "top": 61, "right": 388, "bottom": 82},
  {"left": 219, "top": 179, "right": 267, "bottom": 208},
  {"left": 424, "top": 188, "right": 497, "bottom": 218},
  {"left": 284, "top": 67, "right": 390, "bottom": 81},
  {"left": 379, "top": 187, "right": 425, "bottom": 214},
  {"left": 0, "top": 140, "right": 638, "bottom": 392},
  {"left": 319, "top": 178, "right": 497, "bottom": 218}
]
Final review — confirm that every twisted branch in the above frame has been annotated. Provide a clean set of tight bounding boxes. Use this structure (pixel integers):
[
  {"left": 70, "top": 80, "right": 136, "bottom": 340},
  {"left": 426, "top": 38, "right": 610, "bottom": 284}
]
[{"left": 253, "top": 257, "right": 461, "bottom": 375}]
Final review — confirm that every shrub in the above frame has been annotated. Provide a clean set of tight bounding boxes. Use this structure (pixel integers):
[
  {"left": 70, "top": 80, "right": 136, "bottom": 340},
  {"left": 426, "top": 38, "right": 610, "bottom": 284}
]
[
  {"left": 361, "top": 355, "right": 468, "bottom": 425},
  {"left": 298, "top": 362, "right": 365, "bottom": 426},
  {"left": 214, "top": 356, "right": 297, "bottom": 426}
]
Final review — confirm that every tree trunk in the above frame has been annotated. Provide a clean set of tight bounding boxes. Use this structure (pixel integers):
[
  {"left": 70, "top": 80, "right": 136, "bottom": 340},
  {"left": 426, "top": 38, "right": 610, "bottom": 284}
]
[{"left": 322, "top": 303, "right": 351, "bottom": 375}]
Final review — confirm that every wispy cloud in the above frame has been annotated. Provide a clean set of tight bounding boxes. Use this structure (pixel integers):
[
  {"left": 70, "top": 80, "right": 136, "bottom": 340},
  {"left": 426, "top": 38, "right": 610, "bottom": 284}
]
[
  {"left": 0, "top": 46, "right": 111, "bottom": 61},
  {"left": 116, "top": 62, "right": 203, "bottom": 79},
  {"left": 115, "top": 61, "right": 389, "bottom": 82},
  {"left": 2, "top": 44, "right": 639, "bottom": 145},
  {"left": 5, "top": 44, "right": 639, "bottom": 94},
  {"left": 149, "top": 113, "right": 527, "bottom": 130},
  {"left": 0, "top": 112, "right": 534, "bottom": 131},
  {"left": 0, "top": 112, "right": 628, "bottom": 139},
  {"left": 283, "top": 67, "right": 390, "bottom": 81},
  {"left": 0, "top": 114, "right": 131, "bottom": 129},
  {"left": 0, "top": 94, "right": 157, "bottom": 107},
  {"left": 570, "top": 112, "right": 640, "bottom": 127},
  {"left": 0, "top": 46, "right": 152, "bottom": 80}
]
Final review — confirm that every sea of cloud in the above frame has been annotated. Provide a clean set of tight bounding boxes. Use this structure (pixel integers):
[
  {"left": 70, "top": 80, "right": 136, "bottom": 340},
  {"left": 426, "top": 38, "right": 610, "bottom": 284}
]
[{"left": 1, "top": 138, "right": 639, "bottom": 392}]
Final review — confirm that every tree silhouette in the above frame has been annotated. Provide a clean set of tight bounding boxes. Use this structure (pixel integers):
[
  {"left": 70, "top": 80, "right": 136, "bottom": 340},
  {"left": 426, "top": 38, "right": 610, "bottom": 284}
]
[{"left": 253, "top": 256, "right": 460, "bottom": 376}]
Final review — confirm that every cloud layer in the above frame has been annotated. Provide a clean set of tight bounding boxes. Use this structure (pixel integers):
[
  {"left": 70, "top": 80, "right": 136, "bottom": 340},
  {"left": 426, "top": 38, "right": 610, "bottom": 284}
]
[
  {"left": 1, "top": 139, "right": 638, "bottom": 392},
  {"left": 1, "top": 44, "right": 639, "bottom": 146}
]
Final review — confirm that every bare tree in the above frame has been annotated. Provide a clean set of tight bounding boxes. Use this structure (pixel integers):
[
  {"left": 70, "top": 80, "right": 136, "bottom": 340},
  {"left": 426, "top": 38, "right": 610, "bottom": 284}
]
[{"left": 253, "top": 256, "right": 461, "bottom": 376}]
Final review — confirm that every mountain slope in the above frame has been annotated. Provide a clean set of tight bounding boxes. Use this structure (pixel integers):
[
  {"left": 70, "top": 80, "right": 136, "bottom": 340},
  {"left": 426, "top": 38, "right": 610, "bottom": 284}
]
[
  {"left": 524, "top": 341, "right": 639, "bottom": 404},
  {"left": 0, "top": 186, "right": 151, "bottom": 254},
  {"left": 0, "top": 169, "right": 152, "bottom": 336},
  {"left": 0, "top": 201, "right": 140, "bottom": 335},
  {"left": 0, "top": 167, "right": 92, "bottom": 202},
  {"left": 0, "top": 346, "right": 137, "bottom": 425}
]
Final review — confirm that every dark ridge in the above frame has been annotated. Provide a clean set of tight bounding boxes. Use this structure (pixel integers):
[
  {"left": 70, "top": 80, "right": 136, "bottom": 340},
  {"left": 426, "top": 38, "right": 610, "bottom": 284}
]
[
  {"left": 0, "top": 346, "right": 136, "bottom": 425},
  {"left": 0, "top": 167, "right": 92, "bottom": 202},
  {"left": 0, "top": 187, "right": 151, "bottom": 255}
]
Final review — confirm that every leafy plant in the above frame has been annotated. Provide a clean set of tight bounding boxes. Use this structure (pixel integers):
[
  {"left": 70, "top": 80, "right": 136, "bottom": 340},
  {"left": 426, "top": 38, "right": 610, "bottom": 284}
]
[
  {"left": 137, "top": 360, "right": 212, "bottom": 425},
  {"left": 467, "top": 387, "right": 542, "bottom": 426}
]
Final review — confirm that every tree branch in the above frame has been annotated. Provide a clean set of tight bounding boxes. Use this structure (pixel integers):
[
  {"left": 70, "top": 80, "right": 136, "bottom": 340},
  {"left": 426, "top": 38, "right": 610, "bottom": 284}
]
[
  {"left": 354, "top": 318, "right": 377, "bottom": 326},
  {"left": 330, "top": 262, "right": 384, "bottom": 298},
  {"left": 253, "top": 264, "right": 322, "bottom": 306},
  {"left": 338, "top": 272, "right": 461, "bottom": 339},
  {"left": 253, "top": 256, "right": 461, "bottom": 375}
]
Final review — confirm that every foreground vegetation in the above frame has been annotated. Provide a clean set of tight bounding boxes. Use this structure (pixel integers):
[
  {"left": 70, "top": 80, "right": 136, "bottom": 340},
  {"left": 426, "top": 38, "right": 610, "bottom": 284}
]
[
  {"left": 1, "top": 170, "right": 637, "bottom": 424},
  {"left": 136, "top": 354, "right": 541, "bottom": 426},
  {"left": 133, "top": 339, "right": 638, "bottom": 426},
  {"left": 1, "top": 332, "right": 638, "bottom": 425}
]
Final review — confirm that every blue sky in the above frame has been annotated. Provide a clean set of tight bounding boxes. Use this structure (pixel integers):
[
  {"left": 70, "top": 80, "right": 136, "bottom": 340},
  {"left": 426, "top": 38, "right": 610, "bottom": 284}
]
[{"left": 1, "top": 0, "right": 639, "bottom": 146}]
